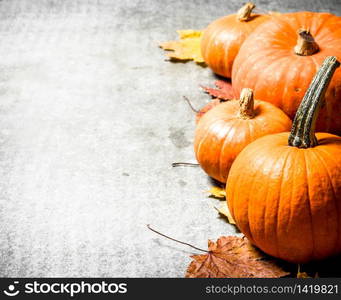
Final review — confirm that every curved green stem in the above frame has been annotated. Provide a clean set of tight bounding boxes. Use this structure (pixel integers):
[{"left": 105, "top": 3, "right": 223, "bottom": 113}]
[{"left": 288, "top": 56, "right": 340, "bottom": 148}]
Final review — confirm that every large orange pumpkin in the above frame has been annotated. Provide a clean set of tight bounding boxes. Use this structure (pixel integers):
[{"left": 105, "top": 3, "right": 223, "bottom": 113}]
[
  {"left": 232, "top": 12, "right": 341, "bottom": 135},
  {"left": 194, "top": 88, "right": 291, "bottom": 183},
  {"left": 201, "top": 2, "right": 269, "bottom": 78},
  {"left": 227, "top": 56, "right": 341, "bottom": 263}
]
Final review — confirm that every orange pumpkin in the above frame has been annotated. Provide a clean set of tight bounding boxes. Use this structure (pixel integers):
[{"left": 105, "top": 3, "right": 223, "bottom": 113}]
[
  {"left": 232, "top": 12, "right": 341, "bottom": 135},
  {"left": 201, "top": 2, "right": 269, "bottom": 78},
  {"left": 227, "top": 56, "right": 341, "bottom": 263},
  {"left": 194, "top": 88, "right": 291, "bottom": 183}
]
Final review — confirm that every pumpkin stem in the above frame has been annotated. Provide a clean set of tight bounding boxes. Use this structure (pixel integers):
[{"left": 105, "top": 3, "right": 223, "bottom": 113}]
[
  {"left": 288, "top": 56, "right": 340, "bottom": 148},
  {"left": 294, "top": 29, "right": 319, "bottom": 56},
  {"left": 147, "top": 224, "right": 209, "bottom": 253},
  {"left": 236, "top": 2, "right": 256, "bottom": 21},
  {"left": 238, "top": 88, "right": 255, "bottom": 119}
]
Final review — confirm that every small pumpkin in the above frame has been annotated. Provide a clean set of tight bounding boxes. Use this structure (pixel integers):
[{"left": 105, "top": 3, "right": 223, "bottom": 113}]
[
  {"left": 194, "top": 88, "right": 292, "bottom": 183},
  {"left": 200, "top": 2, "right": 270, "bottom": 78},
  {"left": 227, "top": 56, "right": 341, "bottom": 263},
  {"left": 232, "top": 12, "right": 341, "bottom": 134}
]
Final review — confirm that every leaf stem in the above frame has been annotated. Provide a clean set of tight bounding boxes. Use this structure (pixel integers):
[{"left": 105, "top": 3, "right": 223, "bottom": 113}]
[
  {"left": 147, "top": 224, "right": 209, "bottom": 253},
  {"left": 172, "top": 162, "right": 200, "bottom": 167},
  {"left": 183, "top": 96, "right": 199, "bottom": 113}
]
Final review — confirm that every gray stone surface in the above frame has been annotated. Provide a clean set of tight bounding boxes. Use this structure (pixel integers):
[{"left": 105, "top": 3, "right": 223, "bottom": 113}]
[{"left": 0, "top": 0, "right": 340, "bottom": 277}]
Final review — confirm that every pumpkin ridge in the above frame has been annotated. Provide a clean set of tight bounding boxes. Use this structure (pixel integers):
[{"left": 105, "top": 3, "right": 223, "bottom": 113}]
[
  {"left": 272, "top": 14, "right": 300, "bottom": 45},
  {"left": 285, "top": 148, "right": 298, "bottom": 242},
  {"left": 217, "top": 120, "right": 238, "bottom": 181},
  {"left": 227, "top": 142, "right": 254, "bottom": 223},
  {"left": 291, "top": 12, "right": 319, "bottom": 35},
  {"left": 202, "top": 21, "right": 225, "bottom": 67},
  {"left": 222, "top": 32, "right": 237, "bottom": 76},
  {"left": 205, "top": 24, "right": 225, "bottom": 60},
  {"left": 302, "top": 150, "right": 316, "bottom": 260},
  {"left": 312, "top": 13, "right": 336, "bottom": 39},
  {"left": 314, "top": 146, "right": 341, "bottom": 253},
  {"left": 261, "top": 14, "right": 295, "bottom": 44},
  {"left": 247, "top": 143, "right": 279, "bottom": 247},
  {"left": 222, "top": 30, "right": 239, "bottom": 76},
  {"left": 233, "top": 48, "right": 280, "bottom": 93},
  {"left": 309, "top": 54, "right": 320, "bottom": 71},
  {"left": 261, "top": 148, "right": 282, "bottom": 258},
  {"left": 274, "top": 147, "right": 293, "bottom": 259},
  {"left": 280, "top": 55, "right": 300, "bottom": 113},
  {"left": 246, "top": 114, "right": 255, "bottom": 137},
  {"left": 195, "top": 119, "right": 224, "bottom": 165},
  {"left": 320, "top": 25, "right": 341, "bottom": 44},
  {"left": 253, "top": 56, "right": 291, "bottom": 109},
  {"left": 196, "top": 116, "right": 239, "bottom": 181},
  {"left": 252, "top": 102, "right": 290, "bottom": 129},
  {"left": 228, "top": 142, "right": 263, "bottom": 239}
]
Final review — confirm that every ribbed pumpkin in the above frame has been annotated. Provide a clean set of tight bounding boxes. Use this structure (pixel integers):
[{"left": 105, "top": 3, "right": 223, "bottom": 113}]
[
  {"left": 227, "top": 56, "right": 341, "bottom": 263},
  {"left": 200, "top": 2, "right": 269, "bottom": 78},
  {"left": 194, "top": 88, "right": 291, "bottom": 183},
  {"left": 232, "top": 11, "right": 341, "bottom": 135}
]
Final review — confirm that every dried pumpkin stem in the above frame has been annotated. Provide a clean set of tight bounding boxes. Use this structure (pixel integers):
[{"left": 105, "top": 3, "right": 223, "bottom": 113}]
[
  {"left": 147, "top": 224, "right": 209, "bottom": 253},
  {"left": 294, "top": 29, "right": 319, "bottom": 56},
  {"left": 288, "top": 56, "right": 340, "bottom": 148},
  {"left": 236, "top": 2, "right": 256, "bottom": 21},
  {"left": 238, "top": 88, "right": 255, "bottom": 119}
]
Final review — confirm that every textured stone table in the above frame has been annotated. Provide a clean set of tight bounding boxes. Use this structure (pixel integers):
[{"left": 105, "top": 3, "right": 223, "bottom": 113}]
[{"left": 0, "top": 0, "right": 340, "bottom": 277}]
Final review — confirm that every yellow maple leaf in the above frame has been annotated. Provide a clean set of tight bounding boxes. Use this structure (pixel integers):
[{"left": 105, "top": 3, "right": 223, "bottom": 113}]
[
  {"left": 207, "top": 186, "right": 226, "bottom": 199},
  {"left": 215, "top": 203, "right": 236, "bottom": 225},
  {"left": 159, "top": 30, "right": 205, "bottom": 64}
]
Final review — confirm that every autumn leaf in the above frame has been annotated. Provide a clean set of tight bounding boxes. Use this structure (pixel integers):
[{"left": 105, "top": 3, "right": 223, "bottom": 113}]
[
  {"left": 215, "top": 203, "right": 236, "bottom": 225},
  {"left": 186, "top": 236, "right": 290, "bottom": 278},
  {"left": 201, "top": 79, "right": 236, "bottom": 101},
  {"left": 159, "top": 30, "right": 205, "bottom": 64},
  {"left": 207, "top": 186, "right": 226, "bottom": 199},
  {"left": 196, "top": 99, "right": 222, "bottom": 123}
]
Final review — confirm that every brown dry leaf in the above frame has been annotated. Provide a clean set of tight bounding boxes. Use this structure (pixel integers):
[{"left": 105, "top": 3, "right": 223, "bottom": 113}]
[
  {"left": 215, "top": 203, "right": 236, "bottom": 225},
  {"left": 186, "top": 236, "right": 290, "bottom": 278},
  {"left": 207, "top": 186, "right": 226, "bottom": 199},
  {"left": 201, "top": 80, "right": 235, "bottom": 101},
  {"left": 159, "top": 30, "right": 205, "bottom": 64},
  {"left": 196, "top": 99, "right": 222, "bottom": 123}
]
